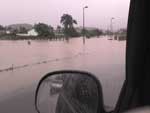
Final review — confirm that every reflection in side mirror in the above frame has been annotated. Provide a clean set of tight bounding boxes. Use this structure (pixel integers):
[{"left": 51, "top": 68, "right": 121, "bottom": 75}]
[{"left": 35, "top": 70, "right": 104, "bottom": 113}]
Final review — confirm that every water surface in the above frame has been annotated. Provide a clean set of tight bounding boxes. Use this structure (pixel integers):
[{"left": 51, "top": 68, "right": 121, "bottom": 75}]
[{"left": 0, "top": 36, "right": 126, "bottom": 112}]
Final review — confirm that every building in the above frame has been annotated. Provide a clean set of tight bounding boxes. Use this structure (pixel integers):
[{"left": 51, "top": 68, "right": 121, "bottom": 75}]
[
  {"left": 16, "top": 29, "right": 38, "bottom": 36},
  {"left": 6, "top": 30, "right": 11, "bottom": 34},
  {"left": 27, "top": 29, "right": 38, "bottom": 36}
]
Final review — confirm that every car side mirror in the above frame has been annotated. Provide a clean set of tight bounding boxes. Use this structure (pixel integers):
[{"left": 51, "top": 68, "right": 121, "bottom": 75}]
[{"left": 35, "top": 70, "right": 105, "bottom": 113}]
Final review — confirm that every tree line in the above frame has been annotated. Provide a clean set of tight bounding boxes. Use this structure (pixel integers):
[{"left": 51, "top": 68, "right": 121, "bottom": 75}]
[{"left": 0, "top": 14, "right": 104, "bottom": 39}]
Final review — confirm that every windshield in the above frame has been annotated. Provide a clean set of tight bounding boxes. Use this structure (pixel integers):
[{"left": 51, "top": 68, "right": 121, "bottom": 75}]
[{"left": 0, "top": 0, "right": 130, "bottom": 112}]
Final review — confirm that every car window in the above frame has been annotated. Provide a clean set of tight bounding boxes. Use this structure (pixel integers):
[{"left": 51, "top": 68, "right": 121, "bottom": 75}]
[{"left": 0, "top": 0, "right": 130, "bottom": 112}]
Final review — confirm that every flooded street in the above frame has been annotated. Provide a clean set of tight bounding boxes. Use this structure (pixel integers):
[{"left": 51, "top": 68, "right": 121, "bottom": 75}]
[{"left": 0, "top": 36, "right": 126, "bottom": 113}]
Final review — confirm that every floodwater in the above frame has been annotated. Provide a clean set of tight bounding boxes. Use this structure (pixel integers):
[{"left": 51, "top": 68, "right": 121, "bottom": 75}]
[{"left": 0, "top": 36, "right": 126, "bottom": 113}]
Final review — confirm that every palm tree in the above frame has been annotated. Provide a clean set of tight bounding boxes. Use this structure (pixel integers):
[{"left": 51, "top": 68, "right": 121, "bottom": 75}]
[
  {"left": 60, "top": 14, "right": 77, "bottom": 29},
  {"left": 60, "top": 14, "right": 78, "bottom": 37}
]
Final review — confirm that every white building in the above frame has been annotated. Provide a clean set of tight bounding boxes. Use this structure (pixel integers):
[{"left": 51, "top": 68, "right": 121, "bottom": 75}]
[
  {"left": 16, "top": 29, "right": 38, "bottom": 36},
  {"left": 6, "top": 30, "right": 11, "bottom": 34},
  {"left": 27, "top": 29, "right": 38, "bottom": 36}
]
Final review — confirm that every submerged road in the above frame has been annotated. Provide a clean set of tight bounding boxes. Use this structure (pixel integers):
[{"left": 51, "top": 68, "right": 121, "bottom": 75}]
[{"left": 0, "top": 38, "right": 125, "bottom": 113}]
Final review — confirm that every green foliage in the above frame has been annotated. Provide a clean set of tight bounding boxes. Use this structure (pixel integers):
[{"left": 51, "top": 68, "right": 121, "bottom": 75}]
[
  {"left": 34, "top": 23, "right": 55, "bottom": 37},
  {"left": 90, "top": 29, "right": 103, "bottom": 37},
  {"left": 57, "top": 25, "right": 62, "bottom": 33},
  {"left": 60, "top": 14, "right": 78, "bottom": 37},
  {"left": 0, "top": 25, "right": 5, "bottom": 30},
  {"left": 12, "top": 29, "right": 19, "bottom": 35},
  {"left": 19, "top": 27, "right": 28, "bottom": 33},
  {"left": 82, "top": 29, "right": 103, "bottom": 38},
  {"left": 60, "top": 14, "right": 77, "bottom": 29},
  {"left": 64, "top": 27, "right": 80, "bottom": 37}
]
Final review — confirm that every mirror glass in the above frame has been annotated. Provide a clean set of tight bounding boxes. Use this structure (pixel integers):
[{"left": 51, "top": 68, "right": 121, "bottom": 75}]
[{"left": 36, "top": 72, "right": 99, "bottom": 113}]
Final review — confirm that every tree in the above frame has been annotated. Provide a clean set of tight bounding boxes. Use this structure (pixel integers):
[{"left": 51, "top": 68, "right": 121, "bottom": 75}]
[
  {"left": 34, "top": 23, "right": 54, "bottom": 37},
  {"left": 60, "top": 14, "right": 77, "bottom": 29},
  {"left": 92, "top": 29, "right": 103, "bottom": 37},
  {"left": 19, "top": 27, "right": 28, "bottom": 33},
  {"left": 49, "top": 25, "right": 54, "bottom": 33},
  {"left": 11, "top": 29, "right": 19, "bottom": 35},
  {"left": 57, "top": 25, "right": 62, "bottom": 33},
  {"left": 82, "top": 28, "right": 103, "bottom": 38},
  {"left": 60, "top": 14, "right": 78, "bottom": 37},
  {"left": 0, "top": 25, "right": 5, "bottom": 30}
]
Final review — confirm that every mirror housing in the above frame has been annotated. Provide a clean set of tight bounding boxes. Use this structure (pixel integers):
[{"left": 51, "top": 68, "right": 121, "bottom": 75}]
[{"left": 35, "top": 70, "right": 105, "bottom": 113}]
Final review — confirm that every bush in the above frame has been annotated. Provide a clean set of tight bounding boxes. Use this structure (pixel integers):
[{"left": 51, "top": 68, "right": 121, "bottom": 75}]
[
  {"left": 82, "top": 29, "right": 103, "bottom": 38},
  {"left": 34, "top": 23, "right": 55, "bottom": 37}
]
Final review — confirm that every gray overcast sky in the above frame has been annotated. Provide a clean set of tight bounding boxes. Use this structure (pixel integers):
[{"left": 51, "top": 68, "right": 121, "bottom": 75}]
[{"left": 0, "top": 0, "right": 130, "bottom": 30}]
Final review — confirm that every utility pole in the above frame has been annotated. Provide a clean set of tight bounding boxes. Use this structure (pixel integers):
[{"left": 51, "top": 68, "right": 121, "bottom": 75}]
[{"left": 83, "top": 6, "right": 88, "bottom": 44}]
